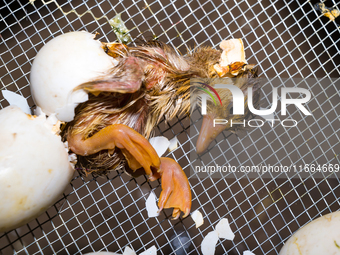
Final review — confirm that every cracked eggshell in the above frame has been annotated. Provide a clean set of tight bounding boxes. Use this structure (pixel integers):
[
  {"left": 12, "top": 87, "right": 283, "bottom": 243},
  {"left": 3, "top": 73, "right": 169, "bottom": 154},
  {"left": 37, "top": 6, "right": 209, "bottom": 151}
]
[
  {"left": 0, "top": 106, "right": 74, "bottom": 232},
  {"left": 279, "top": 211, "right": 340, "bottom": 255},
  {"left": 30, "top": 31, "right": 117, "bottom": 122}
]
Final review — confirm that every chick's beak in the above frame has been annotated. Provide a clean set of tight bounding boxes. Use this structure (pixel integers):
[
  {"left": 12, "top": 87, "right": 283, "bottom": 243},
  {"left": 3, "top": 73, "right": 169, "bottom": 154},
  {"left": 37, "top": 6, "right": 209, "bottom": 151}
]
[{"left": 196, "top": 113, "right": 227, "bottom": 154}]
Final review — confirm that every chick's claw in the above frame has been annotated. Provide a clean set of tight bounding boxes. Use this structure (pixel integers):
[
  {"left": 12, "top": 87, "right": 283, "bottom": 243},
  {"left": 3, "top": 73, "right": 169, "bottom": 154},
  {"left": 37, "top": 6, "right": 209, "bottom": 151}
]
[
  {"left": 157, "top": 157, "right": 191, "bottom": 220},
  {"left": 67, "top": 124, "right": 160, "bottom": 176}
]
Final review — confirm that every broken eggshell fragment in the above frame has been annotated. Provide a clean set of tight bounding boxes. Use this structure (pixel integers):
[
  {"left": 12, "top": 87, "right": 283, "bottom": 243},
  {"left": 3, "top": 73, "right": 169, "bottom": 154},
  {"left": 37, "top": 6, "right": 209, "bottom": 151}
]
[
  {"left": 145, "top": 191, "right": 159, "bottom": 218},
  {"left": 1, "top": 90, "right": 31, "bottom": 115},
  {"left": 0, "top": 106, "right": 74, "bottom": 232},
  {"left": 191, "top": 209, "right": 204, "bottom": 228},
  {"left": 201, "top": 231, "right": 219, "bottom": 255},
  {"left": 213, "top": 38, "right": 250, "bottom": 77},
  {"left": 30, "top": 31, "right": 118, "bottom": 122},
  {"left": 148, "top": 136, "right": 170, "bottom": 157},
  {"left": 215, "top": 218, "right": 235, "bottom": 240}
]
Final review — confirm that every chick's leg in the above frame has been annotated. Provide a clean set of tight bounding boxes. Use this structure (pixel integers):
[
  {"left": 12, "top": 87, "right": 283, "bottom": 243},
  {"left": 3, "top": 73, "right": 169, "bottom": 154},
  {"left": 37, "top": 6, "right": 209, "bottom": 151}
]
[
  {"left": 68, "top": 125, "right": 191, "bottom": 219},
  {"left": 67, "top": 124, "right": 160, "bottom": 177},
  {"left": 154, "top": 157, "right": 191, "bottom": 220}
]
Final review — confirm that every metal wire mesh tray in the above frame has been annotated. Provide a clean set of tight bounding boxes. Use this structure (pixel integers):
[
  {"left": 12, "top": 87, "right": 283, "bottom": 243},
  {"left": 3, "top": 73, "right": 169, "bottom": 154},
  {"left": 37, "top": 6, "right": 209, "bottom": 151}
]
[{"left": 0, "top": 0, "right": 339, "bottom": 254}]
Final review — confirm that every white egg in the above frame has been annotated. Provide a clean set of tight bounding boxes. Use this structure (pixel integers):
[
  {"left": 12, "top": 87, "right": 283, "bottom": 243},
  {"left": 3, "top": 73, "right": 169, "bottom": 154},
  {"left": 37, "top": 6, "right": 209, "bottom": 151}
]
[
  {"left": 0, "top": 106, "right": 74, "bottom": 232},
  {"left": 279, "top": 211, "right": 340, "bottom": 255},
  {"left": 30, "top": 31, "right": 117, "bottom": 122}
]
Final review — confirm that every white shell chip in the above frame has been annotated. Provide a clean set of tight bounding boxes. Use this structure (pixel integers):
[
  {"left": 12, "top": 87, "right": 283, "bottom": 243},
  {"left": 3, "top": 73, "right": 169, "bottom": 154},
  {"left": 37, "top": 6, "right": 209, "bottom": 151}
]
[
  {"left": 201, "top": 231, "right": 219, "bottom": 255},
  {"left": 139, "top": 245, "right": 157, "bottom": 255},
  {"left": 168, "top": 136, "right": 178, "bottom": 152},
  {"left": 191, "top": 210, "right": 204, "bottom": 228},
  {"left": 123, "top": 246, "right": 136, "bottom": 255},
  {"left": 148, "top": 136, "right": 170, "bottom": 157},
  {"left": 243, "top": 251, "right": 256, "bottom": 255},
  {"left": 83, "top": 246, "right": 136, "bottom": 255},
  {"left": 1, "top": 90, "right": 31, "bottom": 115},
  {"left": 215, "top": 218, "right": 235, "bottom": 240},
  {"left": 145, "top": 191, "right": 159, "bottom": 218}
]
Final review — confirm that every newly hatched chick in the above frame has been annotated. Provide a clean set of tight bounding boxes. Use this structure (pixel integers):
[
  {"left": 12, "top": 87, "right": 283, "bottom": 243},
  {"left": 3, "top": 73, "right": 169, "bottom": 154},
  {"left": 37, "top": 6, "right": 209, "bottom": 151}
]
[
  {"left": 62, "top": 39, "right": 260, "bottom": 218},
  {"left": 63, "top": 40, "right": 209, "bottom": 219}
]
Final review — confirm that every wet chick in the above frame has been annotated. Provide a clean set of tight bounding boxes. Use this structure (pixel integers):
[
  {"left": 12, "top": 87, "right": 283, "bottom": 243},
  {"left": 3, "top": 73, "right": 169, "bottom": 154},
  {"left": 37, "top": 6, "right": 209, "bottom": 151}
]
[
  {"left": 63, "top": 40, "right": 214, "bottom": 219},
  {"left": 62, "top": 39, "right": 259, "bottom": 218}
]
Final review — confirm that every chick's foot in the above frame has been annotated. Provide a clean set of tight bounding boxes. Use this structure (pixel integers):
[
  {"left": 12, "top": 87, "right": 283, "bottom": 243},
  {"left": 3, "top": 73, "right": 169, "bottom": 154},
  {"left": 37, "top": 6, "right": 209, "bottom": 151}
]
[
  {"left": 67, "top": 124, "right": 160, "bottom": 177},
  {"left": 67, "top": 124, "right": 191, "bottom": 219},
  {"left": 155, "top": 157, "right": 191, "bottom": 220}
]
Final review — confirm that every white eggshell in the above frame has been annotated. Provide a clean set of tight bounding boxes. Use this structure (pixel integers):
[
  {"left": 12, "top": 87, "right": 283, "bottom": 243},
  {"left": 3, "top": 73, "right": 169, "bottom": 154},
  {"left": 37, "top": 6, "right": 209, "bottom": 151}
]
[
  {"left": 168, "top": 136, "right": 178, "bottom": 152},
  {"left": 148, "top": 136, "right": 170, "bottom": 157},
  {"left": 139, "top": 245, "right": 157, "bottom": 255},
  {"left": 201, "top": 231, "right": 219, "bottom": 255},
  {"left": 145, "top": 191, "right": 159, "bottom": 218},
  {"left": 30, "top": 31, "right": 117, "bottom": 122},
  {"left": 1, "top": 90, "right": 31, "bottom": 115},
  {"left": 215, "top": 218, "right": 235, "bottom": 240},
  {"left": 243, "top": 251, "right": 256, "bottom": 255},
  {"left": 191, "top": 210, "right": 204, "bottom": 228},
  {"left": 123, "top": 246, "right": 136, "bottom": 255},
  {"left": 0, "top": 106, "right": 74, "bottom": 232},
  {"left": 279, "top": 211, "right": 340, "bottom": 255}
]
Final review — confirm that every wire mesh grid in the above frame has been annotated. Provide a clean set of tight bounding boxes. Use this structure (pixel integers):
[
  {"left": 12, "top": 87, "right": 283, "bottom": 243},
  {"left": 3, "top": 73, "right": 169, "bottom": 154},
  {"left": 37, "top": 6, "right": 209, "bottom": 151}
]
[{"left": 0, "top": 0, "right": 340, "bottom": 254}]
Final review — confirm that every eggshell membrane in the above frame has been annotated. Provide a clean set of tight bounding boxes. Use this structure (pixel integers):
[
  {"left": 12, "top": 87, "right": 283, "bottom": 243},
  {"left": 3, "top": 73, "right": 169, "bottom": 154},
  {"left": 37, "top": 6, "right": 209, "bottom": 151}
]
[
  {"left": 30, "top": 31, "right": 116, "bottom": 121},
  {"left": 279, "top": 211, "right": 340, "bottom": 255},
  {"left": 0, "top": 106, "right": 74, "bottom": 232}
]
